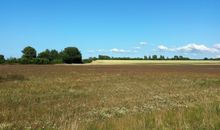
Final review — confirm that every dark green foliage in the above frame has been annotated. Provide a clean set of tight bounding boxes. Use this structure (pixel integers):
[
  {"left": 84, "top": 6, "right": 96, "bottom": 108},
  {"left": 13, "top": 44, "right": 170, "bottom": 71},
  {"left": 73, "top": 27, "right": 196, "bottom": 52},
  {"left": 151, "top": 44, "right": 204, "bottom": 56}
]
[
  {"left": 171, "top": 55, "right": 190, "bottom": 60},
  {"left": 204, "top": 57, "right": 209, "bottom": 60},
  {"left": 50, "top": 59, "right": 63, "bottom": 64},
  {"left": 22, "top": 46, "right": 37, "bottom": 59},
  {"left": 31, "top": 58, "right": 50, "bottom": 64},
  {"left": 62, "top": 47, "right": 82, "bottom": 63},
  {"left": 144, "top": 56, "right": 148, "bottom": 60},
  {"left": 38, "top": 49, "right": 62, "bottom": 64},
  {"left": 19, "top": 58, "right": 49, "bottom": 64},
  {"left": 152, "top": 55, "right": 157, "bottom": 60},
  {"left": 159, "top": 55, "right": 165, "bottom": 60},
  {"left": 0, "top": 54, "right": 5, "bottom": 64},
  {"left": 50, "top": 49, "right": 60, "bottom": 60},
  {"left": 98, "top": 55, "right": 111, "bottom": 60},
  {"left": 18, "top": 58, "right": 30, "bottom": 64},
  {"left": 38, "top": 49, "right": 50, "bottom": 60},
  {"left": 111, "top": 57, "right": 143, "bottom": 60},
  {"left": 98, "top": 56, "right": 144, "bottom": 60},
  {"left": 6, "top": 57, "right": 18, "bottom": 64},
  {"left": 173, "top": 55, "right": 179, "bottom": 60},
  {"left": 38, "top": 49, "right": 61, "bottom": 61},
  {"left": 83, "top": 59, "right": 93, "bottom": 63}
]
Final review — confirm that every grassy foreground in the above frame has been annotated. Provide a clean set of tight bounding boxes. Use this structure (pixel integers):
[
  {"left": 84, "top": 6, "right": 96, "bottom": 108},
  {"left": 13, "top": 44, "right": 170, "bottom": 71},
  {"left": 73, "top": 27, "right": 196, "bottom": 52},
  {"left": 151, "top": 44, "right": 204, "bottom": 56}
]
[
  {"left": 0, "top": 65, "right": 220, "bottom": 130},
  {"left": 90, "top": 60, "right": 220, "bottom": 65}
]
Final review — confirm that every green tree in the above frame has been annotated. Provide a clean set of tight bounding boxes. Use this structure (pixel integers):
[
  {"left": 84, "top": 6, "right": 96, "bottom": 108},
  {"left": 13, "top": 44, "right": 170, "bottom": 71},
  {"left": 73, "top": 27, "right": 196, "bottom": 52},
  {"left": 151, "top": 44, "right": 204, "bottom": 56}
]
[
  {"left": 98, "top": 55, "right": 111, "bottom": 60},
  {"left": 62, "top": 47, "right": 82, "bottom": 63},
  {"left": 173, "top": 55, "right": 179, "bottom": 60},
  {"left": 144, "top": 56, "right": 148, "bottom": 60},
  {"left": 204, "top": 57, "right": 209, "bottom": 60},
  {"left": 38, "top": 49, "right": 50, "bottom": 60},
  {"left": 50, "top": 49, "right": 60, "bottom": 60},
  {"left": 159, "top": 55, "right": 165, "bottom": 60},
  {"left": 38, "top": 49, "right": 61, "bottom": 63},
  {"left": 6, "top": 57, "right": 18, "bottom": 64},
  {"left": 152, "top": 55, "right": 157, "bottom": 60},
  {"left": 0, "top": 54, "right": 5, "bottom": 64},
  {"left": 22, "top": 46, "right": 37, "bottom": 59}
]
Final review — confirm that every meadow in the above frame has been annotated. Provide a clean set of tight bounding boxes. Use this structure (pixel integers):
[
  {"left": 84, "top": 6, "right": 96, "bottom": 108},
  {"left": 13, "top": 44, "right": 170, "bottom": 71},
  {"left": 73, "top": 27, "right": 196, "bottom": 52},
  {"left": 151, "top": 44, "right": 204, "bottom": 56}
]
[{"left": 0, "top": 64, "right": 220, "bottom": 130}]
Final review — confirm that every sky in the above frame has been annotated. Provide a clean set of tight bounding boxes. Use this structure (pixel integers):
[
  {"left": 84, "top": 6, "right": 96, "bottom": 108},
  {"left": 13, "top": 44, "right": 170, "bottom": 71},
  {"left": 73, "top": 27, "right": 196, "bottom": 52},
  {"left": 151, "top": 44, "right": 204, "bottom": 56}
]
[{"left": 0, "top": 0, "right": 220, "bottom": 59}]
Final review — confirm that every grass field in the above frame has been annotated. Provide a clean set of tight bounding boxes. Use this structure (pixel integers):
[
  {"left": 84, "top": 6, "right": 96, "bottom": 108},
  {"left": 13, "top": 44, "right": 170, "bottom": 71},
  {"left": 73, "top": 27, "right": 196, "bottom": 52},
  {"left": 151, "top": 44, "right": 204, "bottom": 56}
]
[
  {"left": 0, "top": 64, "right": 220, "bottom": 130},
  {"left": 90, "top": 60, "right": 220, "bottom": 65}
]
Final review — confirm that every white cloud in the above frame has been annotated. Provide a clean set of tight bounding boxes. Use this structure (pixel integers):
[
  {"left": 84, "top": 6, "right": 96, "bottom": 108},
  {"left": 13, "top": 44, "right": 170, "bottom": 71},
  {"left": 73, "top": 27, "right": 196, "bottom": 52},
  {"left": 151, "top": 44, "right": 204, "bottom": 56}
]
[
  {"left": 158, "top": 43, "right": 219, "bottom": 53},
  {"left": 139, "top": 42, "right": 147, "bottom": 45},
  {"left": 214, "top": 44, "right": 220, "bottom": 50},
  {"left": 110, "top": 48, "right": 131, "bottom": 53},
  {"left": 158, "top": 45, "right": 169, "bottom": 51},
  {"left": 176, "top": 44, "right": 218, "bottom": 53}
]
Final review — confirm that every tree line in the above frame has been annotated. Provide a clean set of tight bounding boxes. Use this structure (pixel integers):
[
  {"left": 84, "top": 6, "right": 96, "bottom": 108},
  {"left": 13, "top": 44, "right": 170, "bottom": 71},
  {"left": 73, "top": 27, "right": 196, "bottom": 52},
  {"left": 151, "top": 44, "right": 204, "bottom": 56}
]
[
  {"left": 1, "top": 48, "right": 220, "bottom": 64},
  {"left": 0, "top": 46, "right": 82, "bottom": 64},
  {"left": 83, "top": 55, "right": 220, "bottom": 63},
  {"left": 86, "top": 55, "right": 191, "bottom": 61}
]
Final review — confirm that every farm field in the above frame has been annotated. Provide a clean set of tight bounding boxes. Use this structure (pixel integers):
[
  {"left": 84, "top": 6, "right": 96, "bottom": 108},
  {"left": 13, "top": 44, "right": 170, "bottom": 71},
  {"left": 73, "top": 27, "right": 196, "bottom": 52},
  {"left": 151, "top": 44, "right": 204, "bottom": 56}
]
[
  {"left": 0, "top": 64, "right": 220, "bottom": 130},
  {"left": 90, "top": 60, "right": 220, "bottom": 65}
]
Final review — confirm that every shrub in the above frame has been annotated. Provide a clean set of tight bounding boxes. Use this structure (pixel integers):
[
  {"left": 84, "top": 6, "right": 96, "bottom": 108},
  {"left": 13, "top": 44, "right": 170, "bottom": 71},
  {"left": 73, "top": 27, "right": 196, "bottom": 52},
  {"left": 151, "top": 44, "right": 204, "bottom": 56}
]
[
  {"left": 18, "top": 58, "right": 31, "bottom": 64},
  {"left": 30, "top": 58, "right": 50, "bottom": 64},
  {"left": 83, "top": 59, "right": 93, "bottom": 64},
  {"left": 6, "top": 57, "right": 18, "bottom": 64},
  {"left": 50, "top": 59, "right": 63, "bottom": 64}
]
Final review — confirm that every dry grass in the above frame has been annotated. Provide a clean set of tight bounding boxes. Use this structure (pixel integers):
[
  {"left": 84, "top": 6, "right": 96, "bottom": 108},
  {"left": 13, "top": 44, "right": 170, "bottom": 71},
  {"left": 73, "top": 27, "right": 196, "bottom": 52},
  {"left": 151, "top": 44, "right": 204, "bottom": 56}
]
[
  {"left": 0, "top": 65, "right": 220, "bottom": 130},
  {"left": 90, "top": 60, "right": 220, "bottom": 65}
]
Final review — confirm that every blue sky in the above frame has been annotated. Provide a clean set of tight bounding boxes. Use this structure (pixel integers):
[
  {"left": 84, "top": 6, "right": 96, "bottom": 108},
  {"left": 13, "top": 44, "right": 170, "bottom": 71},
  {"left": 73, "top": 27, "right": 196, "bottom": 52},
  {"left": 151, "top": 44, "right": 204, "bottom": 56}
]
[{"left": 0, "top": 0, "right": 220, "bottom": 59}]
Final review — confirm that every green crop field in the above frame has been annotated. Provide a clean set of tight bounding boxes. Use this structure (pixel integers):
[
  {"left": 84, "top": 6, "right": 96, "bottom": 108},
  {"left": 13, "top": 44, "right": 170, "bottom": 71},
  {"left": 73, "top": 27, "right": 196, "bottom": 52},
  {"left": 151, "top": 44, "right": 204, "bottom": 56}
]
[{"left": 0, "top": 65, "right": 220, "bottom": 130}]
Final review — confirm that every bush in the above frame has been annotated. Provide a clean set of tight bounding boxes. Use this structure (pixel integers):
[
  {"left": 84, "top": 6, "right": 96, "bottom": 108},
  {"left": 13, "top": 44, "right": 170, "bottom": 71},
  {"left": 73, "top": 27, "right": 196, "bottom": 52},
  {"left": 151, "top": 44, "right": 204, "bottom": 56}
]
[
  {"left": 50, "top": 59, "right": 63, "bottom": 64},
  {"left": 6, "top": 57, "right": 18, "bottom": 64},
  {"left": 83, "top": 59, "right": 93, "bottom": 64},
  {"left": 30, "top": 58, "right": 50, "bottom": 64},
  {"left": 18, "top": 58, "right": 30, "bottom": 64},
  {"left": 18, "top": 58, "right": 49, "bottom": 64}
]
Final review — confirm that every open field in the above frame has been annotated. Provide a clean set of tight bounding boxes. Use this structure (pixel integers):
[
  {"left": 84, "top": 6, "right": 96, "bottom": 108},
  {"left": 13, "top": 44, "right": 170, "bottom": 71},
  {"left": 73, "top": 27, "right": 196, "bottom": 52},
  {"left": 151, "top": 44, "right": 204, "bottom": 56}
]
[
  {"left": 0, "top": 65, "right": 220, "bottom": 130},
  {"left": 90, "top": 60, "right": 220, "bottom": 65}
]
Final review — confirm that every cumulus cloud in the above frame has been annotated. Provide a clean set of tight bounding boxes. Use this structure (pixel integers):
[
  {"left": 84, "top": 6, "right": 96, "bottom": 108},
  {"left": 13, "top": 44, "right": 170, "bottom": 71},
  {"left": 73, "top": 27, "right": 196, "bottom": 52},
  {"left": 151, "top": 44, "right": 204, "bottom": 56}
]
[
  {"left": 176, "top": 44, "right": 218, "bottom": 53},
  {"left": 214, "top": 44, "right": 220, "bottom": 50},
  {"left": 158, "top": 45, "right": 169, "bottom": 51},
  {"left": 158, "top": 43, "right": 219, "bottom": 53},
  {"left": 110, "top": 48, "right": 131, "bottom": 53}
]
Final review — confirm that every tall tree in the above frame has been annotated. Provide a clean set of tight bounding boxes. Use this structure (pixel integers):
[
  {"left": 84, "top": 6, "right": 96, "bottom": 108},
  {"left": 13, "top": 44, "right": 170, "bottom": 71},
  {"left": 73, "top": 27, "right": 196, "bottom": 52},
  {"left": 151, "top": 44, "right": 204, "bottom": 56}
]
[
  {"left": 152, "top": 55, "right": 157, "bottom": 60},
  {"left": 62, "top": 47, "right": 82, "bottom": 63},
  {"left": 0, "top": 54, "right": 5, "bottom": 64},
  {"left": 22, "top": 46, "right": 37, "bottom": 59}
]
